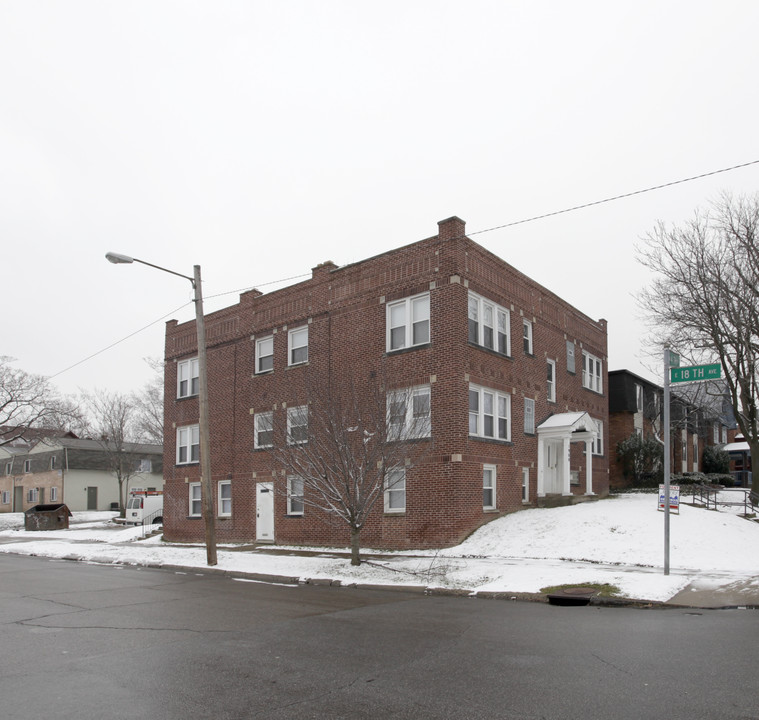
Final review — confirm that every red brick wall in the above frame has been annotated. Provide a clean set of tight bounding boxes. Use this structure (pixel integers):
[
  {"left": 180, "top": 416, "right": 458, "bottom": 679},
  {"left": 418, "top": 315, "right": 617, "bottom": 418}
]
[{"left": 162, "top": 217, "right": 609, "bottom": 549}]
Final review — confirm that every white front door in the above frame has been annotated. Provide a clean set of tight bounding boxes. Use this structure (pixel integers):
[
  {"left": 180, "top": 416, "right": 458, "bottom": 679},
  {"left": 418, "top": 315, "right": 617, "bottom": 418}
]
[
  {"left": 256, "top": 482, "right": 274, "bottom": 542},
  {"left": 545, "top": 441, "right": 562, "bottom": 494}
]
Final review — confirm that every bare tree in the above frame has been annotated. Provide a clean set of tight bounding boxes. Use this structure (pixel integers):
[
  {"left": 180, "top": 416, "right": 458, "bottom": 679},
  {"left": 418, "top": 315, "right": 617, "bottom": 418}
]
[
  {"left": 638, "top": 192, "right": 759, "bottom": 484},
  {"left": 0, "top": 356, "right": 80, "bottom": 446},
  {"left": 81, "top": 389, "right": 149, "bottom": 514},
  {"left": 269, "top": 374, "right": 431, "bottom": 566},
  {"left": 132, "top": 357, "right": 164, "bottom": 445}
]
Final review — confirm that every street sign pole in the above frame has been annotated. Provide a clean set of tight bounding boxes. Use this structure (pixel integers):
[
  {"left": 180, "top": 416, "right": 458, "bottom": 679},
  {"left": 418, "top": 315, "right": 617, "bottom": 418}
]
[{"left": 663, "top": 347, "right": 672, "bottom": 576}]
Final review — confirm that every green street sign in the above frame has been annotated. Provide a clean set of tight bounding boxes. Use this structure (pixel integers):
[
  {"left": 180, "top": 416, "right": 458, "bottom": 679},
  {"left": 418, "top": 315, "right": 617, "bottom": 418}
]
[
  {"left": 668, "top": 350, "right": 680, "bottom": 368},
  {"left": 670, "top": 363, "right": 721, "bottom": 383}
]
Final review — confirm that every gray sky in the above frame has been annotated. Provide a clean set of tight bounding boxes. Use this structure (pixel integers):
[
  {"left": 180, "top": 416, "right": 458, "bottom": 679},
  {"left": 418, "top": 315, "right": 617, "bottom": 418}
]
[{"left": 3, "top": 1, "right": 758, "bottom": 398}]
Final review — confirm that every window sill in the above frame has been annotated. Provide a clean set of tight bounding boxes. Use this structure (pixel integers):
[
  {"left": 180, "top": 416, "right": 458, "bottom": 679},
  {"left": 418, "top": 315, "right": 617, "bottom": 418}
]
[
  {"left": 176, "top": 394, "right": 199, "bottom": 401},
  {"left": 285, "top": 513, "right": 304, "bottom": 518},
  {"left": 385, "top": 343, "right": 431, "bottom": 357},
  {"left": 254, "top": 369, "right": 274, "bottom": 377},
  {"left": 252, "top": 446, "right": 274, "bottom": 452},
  {"left": 176, "top": 462, "right": 200, "bottom": 467},
  {"left": 384, "top": 511, "right": 406, "bottom": 517},
  {"left": 467, "top": 342, "right": 512, "bottom": 360},
  {"left": 187, "top": 515, "right": 202, "bottom": 520},
  {"left": 483, "top": 508, "right": 499, "bottom": 513},
  {"left": 287, "top": 361, "right": 309, "bottom": 369}
]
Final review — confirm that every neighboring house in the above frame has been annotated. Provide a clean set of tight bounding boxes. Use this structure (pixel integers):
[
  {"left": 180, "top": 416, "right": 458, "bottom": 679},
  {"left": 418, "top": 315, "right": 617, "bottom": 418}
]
[
  {"left": 608, "top": 370, "right": 733, "bottom": 489},
  {"left": 723, "top": 434, "right": 752, "bottom": 487},
  {"left": 163, "top": 216, "right": 610, "bottom": 549},
  {"left": 0, "top": 437, "right": 163, "bottom": 513}
]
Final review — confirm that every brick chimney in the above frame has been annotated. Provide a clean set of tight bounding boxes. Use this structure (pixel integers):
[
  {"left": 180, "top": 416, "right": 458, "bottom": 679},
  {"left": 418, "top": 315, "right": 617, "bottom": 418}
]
[{"left": 437, "top": 216, "right": 466, "bottom": 242}]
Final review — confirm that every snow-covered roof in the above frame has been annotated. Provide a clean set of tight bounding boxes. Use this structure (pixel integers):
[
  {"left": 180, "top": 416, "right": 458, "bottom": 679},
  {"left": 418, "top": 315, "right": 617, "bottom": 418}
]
[
  {"left": 724, "top": 441, "right": 750, "bottom": 453},
  {"left": 537, "top": 411, "right": 592, "bottom": 432}
]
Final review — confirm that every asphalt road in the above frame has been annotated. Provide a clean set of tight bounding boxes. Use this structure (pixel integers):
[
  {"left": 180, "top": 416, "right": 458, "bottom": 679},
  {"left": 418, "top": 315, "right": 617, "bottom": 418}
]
[{"left": 1, "top": 554, "right": 756, "bottom": 720}]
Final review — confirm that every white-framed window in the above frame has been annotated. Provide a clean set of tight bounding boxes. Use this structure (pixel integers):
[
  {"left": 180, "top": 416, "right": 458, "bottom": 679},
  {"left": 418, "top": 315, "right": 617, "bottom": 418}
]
[
  {"left": 523, "top": 319, "right": 533, "bottom": 354},
  {"left": 483, "top": 464, "right": 496, "bottom": 510},
  {"left": 1, "top": 490, "right": 9, "bottom": 504},
  {"left": 721, "top": 426, "right": 727, "bottom": 444},
  {"left": 693, "top": 435, "right": 699, "bottom": 472},
  {"left": 27, "top": 488, "right": 39, "bottom": 503},
  {"left": 386, "top": 293, "right": 430, "bottom": 351},
  {"left": 582, "top": 351, "right": 603, "bottom": 394},
  {"left": 24, "top": 459, "right": 31, "bottom": 473},
  {"left": 189, "top": 482, "right": 201, "bottom": 517},
  {"left": 635, "top": 383, "right": 643, "bottom": 412},
  {"left": 547, "top": 359, "right": 556, "bottom": 402},
  {"left": 218, "top": 480, "right": 232, "bottom": 517},
  {"left": 287, "top": 405, "right": 308, "bottom": 445},
  {"left": 524, "top": 397, "right": 535, "bottom": 435},
  {"left": 255, "top": 335, "right": 274, "bottom": 374},
  {"left": 254, "top": 411, "right": 274, "bottom": 449},
  {"left": 592, "top": 419, "right": 604, "bottom": 456},
  {"left": 387, "top": 385, "right": 432, "bottom": 440},
  {"left": 287, "top": 476, "right": 304, "bottom": 515},
  {"left": 469, "top": 384, "right": 511, "bottom": 441},
  {"left": 468, "top": 293, "right": 510, "bottom": 355},
  {"left": 177, "top": 425, "right": 200, "bottom": 464},
  {"left": 50, "top": 487, "right": 58, "bottom": 502},
  {"left": 288, "top": 326, "right": 308, "bottom": 366},
  {"left": 177, "top": 357, "right": 200, "bottom": 398},
  {"left": 4, "top": 462, "right": 10, "bottom": 475},
  {"left": 50, "top": 456, "right": 57, "bottom": 470},
  {"left": 713, "top": 422, "right": 719, "bottom": 444},
  {"left": 138, "top": 458, "right": 152, "bottom": 473},
  {"left": 681, "top": 429, "right": 688, "bottom": 472},
  {"left": 384, "top": 468, "right": 406, "bottom": 513},
  {"left": 521, "top": 467, "right": 530, "bottom": 503}
]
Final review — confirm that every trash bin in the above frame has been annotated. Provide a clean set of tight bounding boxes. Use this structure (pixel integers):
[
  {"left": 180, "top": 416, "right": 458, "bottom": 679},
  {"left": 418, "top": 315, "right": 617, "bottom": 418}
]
[{"left": 24, "top": 504, "right": 73, "bottom": 531}]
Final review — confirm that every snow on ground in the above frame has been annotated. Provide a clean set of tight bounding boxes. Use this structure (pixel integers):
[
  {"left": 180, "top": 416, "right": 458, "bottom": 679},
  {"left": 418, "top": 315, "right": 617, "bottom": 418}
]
[{"left": 1, "top": 495, "right": 757, "bottom": 603}]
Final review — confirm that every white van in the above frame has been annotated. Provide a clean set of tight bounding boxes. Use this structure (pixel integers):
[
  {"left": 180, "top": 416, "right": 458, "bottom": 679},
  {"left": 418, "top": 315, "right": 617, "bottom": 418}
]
[{"left": 125, "top": 490, "right": 163, "bottom": 526}]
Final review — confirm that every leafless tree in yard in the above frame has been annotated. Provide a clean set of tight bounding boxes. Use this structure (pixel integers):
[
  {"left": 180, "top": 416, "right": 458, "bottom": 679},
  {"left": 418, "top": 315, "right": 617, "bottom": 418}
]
[
  {"left": 638, "top": 192, "right": 759, "bottom": 483},
  {"left": 0, "top": 356, "right": 81, "bottom": 446},
  {"left": 132, "top": 357, "right": 164, "bottom": 445},
  {"left": 81, "top": 389, "right": 152, "bottom": 514},
  {"left": 268, "top": 372, "right": 432, "bottom": 565}
]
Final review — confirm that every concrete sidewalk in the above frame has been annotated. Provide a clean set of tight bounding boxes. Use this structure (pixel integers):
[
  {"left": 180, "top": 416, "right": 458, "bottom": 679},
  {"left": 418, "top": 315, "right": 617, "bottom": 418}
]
[{"left": 666, "top": 577, "right": 759, "bottom": 609}]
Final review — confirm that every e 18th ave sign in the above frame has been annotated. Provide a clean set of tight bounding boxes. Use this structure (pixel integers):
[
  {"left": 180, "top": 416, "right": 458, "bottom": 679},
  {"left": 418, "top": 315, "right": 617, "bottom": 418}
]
[{"left": 670, "top": 363, "right": 722, "bottom": 383}]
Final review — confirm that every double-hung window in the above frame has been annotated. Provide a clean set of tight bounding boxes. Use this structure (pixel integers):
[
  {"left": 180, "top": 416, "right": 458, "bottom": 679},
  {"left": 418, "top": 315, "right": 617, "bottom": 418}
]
[
  {"left": 1, "top": 490, "right": 9, "bottom": 504},
  {"left": 178, "top": 357, "right": 200, "bottom": 398},
  {"left": 468, "top": 293, "right": 509, "bottom": 355},
  {"left": 635, "top": 383, "right": 643, "bottom": 412},
  {"left": 483, "top": 465, "right": 496, "bottom": 510},
  {"left": 255, "top": 412, "right": 274, "bottom": 449},
  {"left": 288, "top": 326, "right": 308, "bottom": 365},
  {"left": 387, "top": 385, "right": 431, "bottom": 440},
  {"left": 387, "top": 293, "right": 430, "bottom": 351},
  {"left": 27, "top": 488, "right": 39, "bottom": 503},
  {"left": 524, "top": 397, "right": 535, "bottom": 435},
  {"left": 384, "top": 468, "right": 406, "bottom": 513},
  {"left": 50, "top": 487, "right": 58, "bottom": 502},
  {"left": 24, "top": 459, "right": 31, "bottom": 473},
  {"left": 189, "top": 482, "right": 201, "bottom": 517},
  {"left": 218, "top": 481, "right": 232, "bottom": 517},
  {"left": 547, "top": 359, "right": 556, "bottom": 402},
  {"left": 582, "top": 351, "right": 603, "bottom": 393},
  {"left": 287, "top": 476, "right": 304, "bottom": 515},
  {"left": 177, "top": 425, "right": 200, "bottom": 464},
  {"left": 469, "top": 384, "right": 511, "bottom": 441},
  {"left": 287, "top": 406, "right": 308, "bottom": 445},
  {"left": 256, "top": 336, "right": 274, "bottom": 373},
  {"left": 4, "top": 462, "right": 10, "bottom": 476},
  {"left": 523, "top": 319, "right": 533, "bottom": 354}
]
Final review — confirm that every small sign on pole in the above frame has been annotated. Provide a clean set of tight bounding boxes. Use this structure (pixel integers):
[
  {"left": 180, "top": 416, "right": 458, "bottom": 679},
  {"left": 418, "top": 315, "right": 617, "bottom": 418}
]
[{"left": 658, "top": 484, "right": 680, "bottom": 515}]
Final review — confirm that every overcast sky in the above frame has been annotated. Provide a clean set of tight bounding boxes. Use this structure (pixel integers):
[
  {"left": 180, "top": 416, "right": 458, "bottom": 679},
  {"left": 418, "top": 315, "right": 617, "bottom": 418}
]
[{"left": 3, "top": 1, "right": 758, "bottom": 399}]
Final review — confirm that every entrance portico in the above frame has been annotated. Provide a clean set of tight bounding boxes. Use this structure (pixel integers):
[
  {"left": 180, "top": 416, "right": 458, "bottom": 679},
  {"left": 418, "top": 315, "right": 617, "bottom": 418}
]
[{"left": 537, "top": 412, "right": 597, "bottom": 497}]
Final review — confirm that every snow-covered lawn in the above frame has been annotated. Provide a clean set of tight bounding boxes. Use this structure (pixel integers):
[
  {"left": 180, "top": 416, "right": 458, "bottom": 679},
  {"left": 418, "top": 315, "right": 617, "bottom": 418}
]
[{"left": 1, "top": 495, "right": 757, "bottom": 603}]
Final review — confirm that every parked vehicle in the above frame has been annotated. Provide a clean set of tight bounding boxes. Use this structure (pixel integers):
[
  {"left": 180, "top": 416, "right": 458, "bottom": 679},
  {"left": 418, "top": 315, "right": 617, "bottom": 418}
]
[{"left": 125, "top": 489, "right": 163, "bottom": 526}]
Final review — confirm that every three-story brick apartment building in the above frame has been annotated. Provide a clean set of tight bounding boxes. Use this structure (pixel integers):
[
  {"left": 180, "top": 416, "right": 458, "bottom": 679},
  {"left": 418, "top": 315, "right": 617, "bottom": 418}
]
[{"left": 162, "top": 217, "right": 609, "bottom": 549}]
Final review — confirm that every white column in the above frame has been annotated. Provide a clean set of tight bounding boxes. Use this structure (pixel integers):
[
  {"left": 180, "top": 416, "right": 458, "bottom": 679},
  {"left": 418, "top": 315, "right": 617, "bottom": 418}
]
[
  {"left": 585, "top": 439, "right": 594, "bottom": 495},
  {"left": 537, "top": 435, "right": 545, "bottom": 497},
  {"left": 562, "top": 436, "right": 571, "bottom": 496}
]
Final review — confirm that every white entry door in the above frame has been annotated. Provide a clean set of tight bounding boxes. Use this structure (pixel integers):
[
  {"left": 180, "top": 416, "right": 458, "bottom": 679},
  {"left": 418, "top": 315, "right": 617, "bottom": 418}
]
[
  {"left": 545, "top": 441, "right": 562, "bottom": 494},
  {"left": 256, "top": 482, "right": 274, "bottom": 542}
]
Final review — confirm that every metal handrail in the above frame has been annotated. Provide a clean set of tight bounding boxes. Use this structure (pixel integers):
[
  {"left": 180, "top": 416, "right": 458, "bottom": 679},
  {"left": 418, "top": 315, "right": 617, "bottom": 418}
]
[{"left": 138, "top": 508, "right": 164, "bottom": 539}]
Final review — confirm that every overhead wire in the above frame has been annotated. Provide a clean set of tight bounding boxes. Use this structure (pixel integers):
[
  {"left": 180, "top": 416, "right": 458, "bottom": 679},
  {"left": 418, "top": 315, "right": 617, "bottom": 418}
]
[{"left": 52, "top": 158, "right": 759, "bottom": 380}]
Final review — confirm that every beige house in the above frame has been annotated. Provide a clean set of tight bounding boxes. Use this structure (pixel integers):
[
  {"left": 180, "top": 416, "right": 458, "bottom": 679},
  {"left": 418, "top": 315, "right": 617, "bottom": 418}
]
[{"left": 0, "top": 437, "right": 163, "bottom": 513}]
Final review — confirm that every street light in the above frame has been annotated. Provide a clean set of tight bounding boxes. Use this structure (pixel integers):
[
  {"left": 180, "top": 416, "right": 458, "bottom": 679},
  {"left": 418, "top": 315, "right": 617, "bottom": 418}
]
[{"left": 106, "top": 252, "right": 217, "bottom": 566}]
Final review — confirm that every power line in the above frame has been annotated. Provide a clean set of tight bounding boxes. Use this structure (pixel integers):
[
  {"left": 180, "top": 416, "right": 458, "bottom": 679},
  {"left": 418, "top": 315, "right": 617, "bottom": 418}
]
[{"left": 467, "top": 159, "right": 759, "bottom": 238}]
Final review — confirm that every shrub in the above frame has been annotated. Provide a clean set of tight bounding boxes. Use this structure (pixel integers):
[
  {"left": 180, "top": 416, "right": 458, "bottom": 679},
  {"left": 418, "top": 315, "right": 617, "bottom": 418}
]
[
  {"left": 702, "top": 445, "right": 730, "bottom": 474},
  {"left": 616, "top": 433, "right": 663, "bottom": 487}
]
